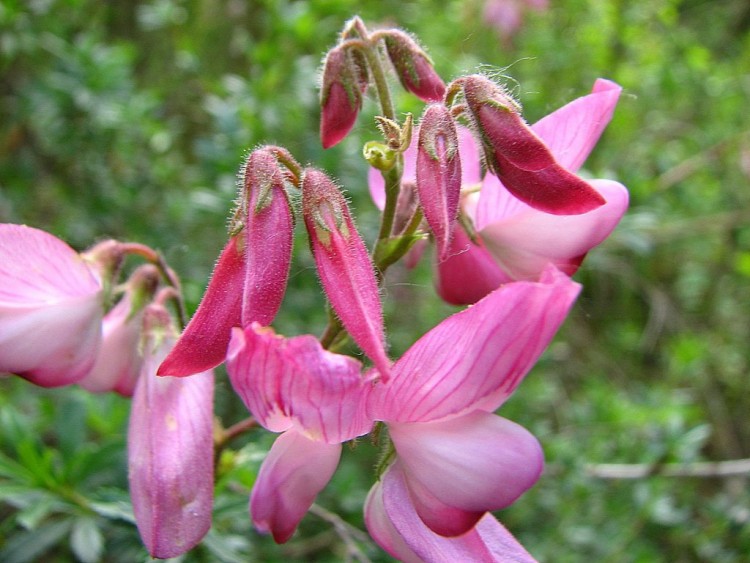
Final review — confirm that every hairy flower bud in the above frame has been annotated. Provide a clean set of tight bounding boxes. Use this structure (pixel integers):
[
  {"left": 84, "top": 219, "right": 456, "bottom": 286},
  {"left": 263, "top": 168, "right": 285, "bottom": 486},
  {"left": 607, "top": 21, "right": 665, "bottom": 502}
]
[
  {"left": 416, "top": 104, "right": 462, "bottom": 259},
  {"left": 240, "top": 148, "right": 294, "bottom": 328},
  {"left": 383, "top": 30, "right": 446, "bottom": 102},
  {"left": 302, "top": 168, "right": 391, "bottom": 379},
  {"left": 461, "top": 74, "right": 605, "bottom": 214},
  {"left": 320, "top": 45, "right": 367, "bottom": 149}
]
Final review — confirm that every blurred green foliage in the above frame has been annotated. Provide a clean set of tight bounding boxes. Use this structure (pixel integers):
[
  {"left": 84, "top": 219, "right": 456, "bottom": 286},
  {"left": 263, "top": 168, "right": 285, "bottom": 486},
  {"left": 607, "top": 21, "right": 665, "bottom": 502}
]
[{"left": 1, "top": 0, "right": 750, "bottom": 561}]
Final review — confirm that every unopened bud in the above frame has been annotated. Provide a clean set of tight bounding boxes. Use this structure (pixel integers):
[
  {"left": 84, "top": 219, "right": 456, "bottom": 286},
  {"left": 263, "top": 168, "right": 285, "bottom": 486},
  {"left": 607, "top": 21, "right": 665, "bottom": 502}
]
[
  {"left": 461, "top": 74, "right": 605, "bottom": 215},
  {"left": 320, "top": 45, "right": 368, "bottom": 149},
  {"left": 302, "top": 168, "right": 391, "bottom": 379},
  {"left": 383, "top": 30, "right": 445, "bottom": 102},
  {"left": 416, "top": 104, "right": 462, "bottom": 259}
]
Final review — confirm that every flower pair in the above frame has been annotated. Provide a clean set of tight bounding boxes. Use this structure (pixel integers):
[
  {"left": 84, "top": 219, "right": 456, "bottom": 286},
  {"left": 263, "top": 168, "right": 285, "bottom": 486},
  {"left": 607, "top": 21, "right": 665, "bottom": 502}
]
[{"left": 225, "top": 266, "right": 578, "bottom": 559}]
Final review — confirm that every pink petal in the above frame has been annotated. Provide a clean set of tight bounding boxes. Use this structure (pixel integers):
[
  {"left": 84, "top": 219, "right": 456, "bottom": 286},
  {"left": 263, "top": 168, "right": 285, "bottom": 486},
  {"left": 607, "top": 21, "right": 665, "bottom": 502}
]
[
  {"left": 435, "top": 226, "right": 511, "bottom": 305},
  {"left": 303, "top": 168, "right": 391, "bottom": 379},
  {"left": 477, "top": 176, "right": 629, "bottom": 280},
  {"left": 241, "top": 149, "right": 294, "bottom": 328},
  {"left": 250, "top": 430, "right": 341, "bottom": 543},
  {"left": 532, "top": 79, "right": 622, "bottom": 172},
  {"left": 368, "top": 136, "right": 419, "bottom": 211},
  {"left": 158, "top": 235, "right": 244, "bottom": 377},
  {"left": 365, "top": 462, "right": 537, "bottom": 562},
  {"left": 226, "top": 324, "right": 372, "bottom": 443},
  {"left": 128, "top": 322, "right": 214, "bottom": 559},
  {"left": 457, "top": 125, "right": 483, "bottom": 186},
  {"left": 417, "top": 104, "right": 462, "bottom": 259},
  {"left": 78, "top": 294, "right": 143, "bottom": 396},
  {"left": 0, "top": 224, "right": 103, "bottom": 387},
  {"left": 389, "top": 412, "right": 543, "bottom": 536},
  {"left": 369, "top": 266, "right": 579, "bottom": 422}
]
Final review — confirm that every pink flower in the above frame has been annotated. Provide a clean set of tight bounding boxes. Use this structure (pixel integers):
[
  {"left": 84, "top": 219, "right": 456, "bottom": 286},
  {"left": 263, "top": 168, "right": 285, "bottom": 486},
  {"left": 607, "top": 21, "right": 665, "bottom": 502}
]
[
  {"left": 365, "top": 463, "right": 537, "bottom": 562},
  {"left": 128, "top": 304, "right": 215, "bottom": 559},
  {"left": 439, "top": 79, "right": 628, "bottom": 303},
  {"left": 225, "top": 323, "right": 372, "bottom": 543},
  {"left": 368, "top": 80, "right": 627, "bottom": 304},
  {"left": 0, "top": 224, "right": 103, "bottom": 387},
  {"left": 366, "top": 267, "right": 579, "bottom": 540},
  {"left": 159, "top": 148, "right": 294, "bottom": 377}
]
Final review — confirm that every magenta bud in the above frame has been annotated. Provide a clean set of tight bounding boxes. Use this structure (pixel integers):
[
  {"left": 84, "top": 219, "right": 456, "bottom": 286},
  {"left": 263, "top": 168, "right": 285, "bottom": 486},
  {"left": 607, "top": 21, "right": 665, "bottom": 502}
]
[
  {"left": 416, "top": 104, "right": 462, "bottom": 259},
  {"left": 158, "top": 235, "right": 245, "bottom": 377},
  {"left": 301, "top": 168, "right": 391, "bottom": 379},
  {"left": 461, "top": 75, "right": 605, "bottom": 214},
  {"left": 320, "top": 46, "right": 366, "bottom": 149},
  {"left": 383, "top": 30, "right": 446, "bottom": 102},
  {"left": 241, "top": 148, "right": 294, "bottom": 328}
]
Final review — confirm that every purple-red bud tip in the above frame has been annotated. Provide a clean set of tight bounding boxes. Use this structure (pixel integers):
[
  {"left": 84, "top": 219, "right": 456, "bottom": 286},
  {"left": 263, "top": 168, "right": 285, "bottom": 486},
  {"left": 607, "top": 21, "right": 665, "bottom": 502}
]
[
  {"left": 384, "top": 30, "right": 446, "bottom": 102},
  {"left": 320, "top": 46, "right": 365, "bottom": 149}
]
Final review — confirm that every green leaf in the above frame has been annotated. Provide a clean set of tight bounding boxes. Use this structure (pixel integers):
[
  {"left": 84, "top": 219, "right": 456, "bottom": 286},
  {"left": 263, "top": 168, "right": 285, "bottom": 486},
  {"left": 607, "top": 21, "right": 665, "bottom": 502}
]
[
  {"left": 0, "top": 518, "right": 71, "bottom": 563},
  {"left": 70, "top": 517, "right": 104, "bottom": 563}
]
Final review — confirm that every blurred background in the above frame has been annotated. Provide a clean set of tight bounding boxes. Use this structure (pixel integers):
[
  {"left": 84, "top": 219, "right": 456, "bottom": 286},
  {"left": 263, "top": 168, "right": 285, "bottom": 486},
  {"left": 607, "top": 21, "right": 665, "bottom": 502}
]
[{"left": 1, "top": 0, "right": 749, "bottom": 561}]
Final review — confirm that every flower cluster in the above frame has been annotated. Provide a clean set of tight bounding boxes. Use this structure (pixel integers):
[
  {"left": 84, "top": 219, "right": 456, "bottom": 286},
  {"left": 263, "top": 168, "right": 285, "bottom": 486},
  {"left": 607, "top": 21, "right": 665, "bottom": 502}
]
[{"left": 0, "top": 16, "right": 627, "bottom": 562}]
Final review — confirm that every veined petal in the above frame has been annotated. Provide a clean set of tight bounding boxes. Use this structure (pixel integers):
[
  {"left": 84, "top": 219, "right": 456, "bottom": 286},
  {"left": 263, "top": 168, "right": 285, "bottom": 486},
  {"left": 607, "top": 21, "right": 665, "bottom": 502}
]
[
  {"left": 435, "top": 226, "right": 511, "bottom": 305},
  {"left": 369, "top": 266, "right": 579, "bottom": 422},
  {"left": 128, "top": 316, "right": 214, "bottom": 559},
  {"left": 365, "top": 463, "right": 537, "bottom": 562},
  {"left": 158, "top": 235, "right": 244, "bottom": 377},
  {"left": 0, "top": 224, "right": 103, "bottom": 387},
  {"left": 250, "top": 430, "right": 341, "bottom": 543},
  {"left": 532, "top": 79, "right": 622, "bottom": 173},
  {"left": 303, "top": 168, "right": 391, "bottom": 378},
  {"left": 78, "top": 294, "right": 143, "bottom": 396},
  {"left": 390, "top": 412, "right": 543, "bottom": 536},
  {"left": 477, "top": 176, "right": 629, "bottom": 280},
  {"left": 226, "top": 324, "right": 372, "bottom": 443}
]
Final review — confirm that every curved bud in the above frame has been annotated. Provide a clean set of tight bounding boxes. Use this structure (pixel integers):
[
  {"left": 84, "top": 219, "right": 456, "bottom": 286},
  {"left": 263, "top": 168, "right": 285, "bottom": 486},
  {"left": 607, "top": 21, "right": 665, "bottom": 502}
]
[
  {"left": 320, "top": 45, "right": 366, "bottom": 149},
  {"left": 158, "top": 235, "right": 244, "bottom": 377},
  {"left": 416, "top": 104, "right": 462, "bottom": 259},
  {"left": 301, "top": 168, "right": 391, "bottom": 379},
  {"left": 0, "top": 224, "right": 103, "bottom": 387},
  {"left": 461, "top": 74, "right": 605, "bottom": 214},
  {"left": 241, "top": 148, "right": 294, "bottom": 328},
  {"left": 383, "top": 30, "right": 446, "bottom": 102}
]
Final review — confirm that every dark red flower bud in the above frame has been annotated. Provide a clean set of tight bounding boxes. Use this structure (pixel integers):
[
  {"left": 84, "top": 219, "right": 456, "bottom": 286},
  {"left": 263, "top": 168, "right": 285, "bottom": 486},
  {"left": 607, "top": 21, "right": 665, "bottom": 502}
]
[
  {"left": 383, "top": 30, "right": 446, "bottom": 102},
  {"left": 320, "top": 46, "right": 367, "bottom": 149},
  {"left": 461, "top": 75, "right": 605, "bottom": 215}
]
